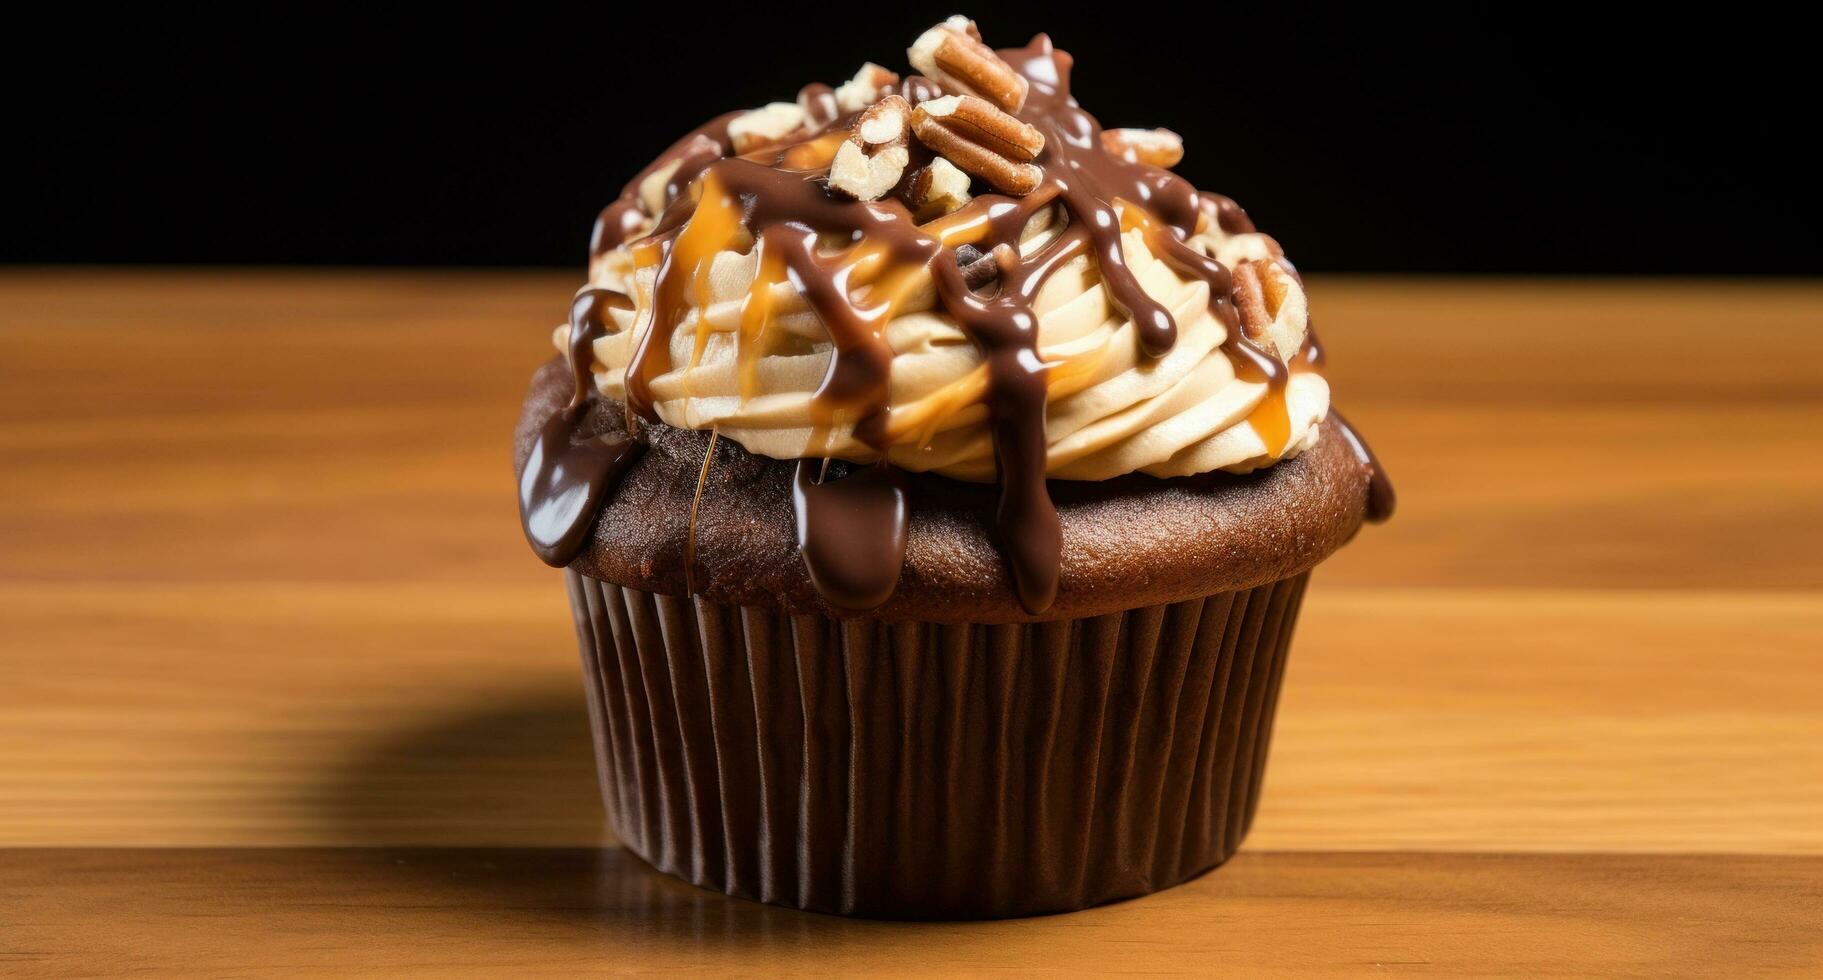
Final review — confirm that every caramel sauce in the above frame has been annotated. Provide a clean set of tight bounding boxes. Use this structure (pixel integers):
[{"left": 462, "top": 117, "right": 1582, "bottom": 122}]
[
  {"left": 683, "top": 429, "right": 721, "bottom": 595},
  {"left": 779, "top": 131, "right": 849, "bottom": 171},
  {"left": 521, "top": 31, "right": 1392, "bottom": 610}
]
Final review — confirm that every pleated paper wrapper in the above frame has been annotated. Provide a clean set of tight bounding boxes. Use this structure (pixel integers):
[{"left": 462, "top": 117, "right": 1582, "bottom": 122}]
[{"left": 565, "top": 569, "right": 1310, "bottom": 919}]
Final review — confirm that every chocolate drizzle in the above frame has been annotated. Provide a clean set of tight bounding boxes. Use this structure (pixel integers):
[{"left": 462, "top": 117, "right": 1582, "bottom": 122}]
[
  {"left": 529, "top": 29, "right": 1391, "bottom": 610},
  {"left": 589, "top": 112, "right": 741, "bottom": 260},
  {"left": 517, "top": 288, "right": 645, "bottom": 566},
  {"left": 792, "top": 460, "right": 910, "bottom": 610},
  {"left": 1326, "top": 409, "right": 1396, "bottom": 523}
]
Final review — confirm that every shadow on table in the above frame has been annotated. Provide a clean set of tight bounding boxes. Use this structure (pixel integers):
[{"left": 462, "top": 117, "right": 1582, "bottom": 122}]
[
  {"left": 312, "top": 683, "right": 605, "bottom": 848},
  {"left": 309, "top": 680, "right": 921, "bottom": 946}
]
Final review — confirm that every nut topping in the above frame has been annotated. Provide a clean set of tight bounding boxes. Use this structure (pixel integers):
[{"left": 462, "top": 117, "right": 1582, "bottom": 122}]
[
  {"left": 907, "top": 18, "right": 1029, "bottom": 113},
  {"left": 1231, "top": 259, "right": 1273, "bottom": 339},
  {"left": 729, "top": 102, "right": 809, "bottom": 154},
  {"left": 953, "top": 243, "right": 993, "bottom": 286},
  {"left": 1100, "top": 127, "right": 1184, "bottom": 168},
  {"left": 942, "top": 14, "right": 982, "bottom": 40},
  {"left": 636, "top": 158, "right": 686, "bottom": 218},
  {"left": 899, "top": 156, "right": 973, "bottom": 220},
  {"left": 1230, "top": 257, "right": 1306, "bottom": 357},
  {"left": 915, "top": 95, "right": 1044, "bottom": 161},
  {"left": 834, "top": 62, "right": 901, "bottom": 114},
  {"left": 828, "top": 96, "right": 913, "bottom": 201},
  {"left": 909, "top": 94, "right": 1045, "bottom": 195},
  {"left": 798, "top": 84, "right": 841, "bottom": 131},
  {"left": 854, "top": 94, "right": 913, "bottom": 146}
]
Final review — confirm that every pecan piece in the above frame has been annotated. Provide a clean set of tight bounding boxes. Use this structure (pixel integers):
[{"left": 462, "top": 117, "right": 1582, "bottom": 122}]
[
  {"left": 1230, "top": 257, "right": 1306, "bottom": 357},
  {"left": 909, "top": 94, "right": 1044, "bottom": 195},
  {"left": 1101, "top": 127, "right": 1184, "bottom": 168},
  {"left": 828, "top": 96, "right": 913, "bottom": 201},
  {"left": 899, "top": 155, "right": 973, "bottom": 220},
  {"left": 798, "top": 84, "right": 841, "bottom": 131},
  {"left": 907, "top": 18, "right": 1028, "bottom": 113},
  {"left": 728, "top": 102, "right": 809, "bottom": 154},
  {"left": 953, "top": 243, "right": 997, "bottom": 287},
  {"left": 833, "top": 62, "right": 901, "bottom": 114},
  {"left": 942, "top": 14, "right": 982, "bottom": 40}
]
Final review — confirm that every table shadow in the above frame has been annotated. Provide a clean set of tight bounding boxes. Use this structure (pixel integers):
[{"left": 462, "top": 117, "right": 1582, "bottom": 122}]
[
  {"left": 309, "top": 679, "right": 905, "bottom": 947},
  {"left": 313, "top": 683, "right": 605, "bottom": 847}
]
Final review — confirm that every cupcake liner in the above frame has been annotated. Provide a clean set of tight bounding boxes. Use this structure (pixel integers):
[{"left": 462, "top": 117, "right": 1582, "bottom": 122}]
[{"left": 565, "top": 569, "right": 1310, "bottom": 919}]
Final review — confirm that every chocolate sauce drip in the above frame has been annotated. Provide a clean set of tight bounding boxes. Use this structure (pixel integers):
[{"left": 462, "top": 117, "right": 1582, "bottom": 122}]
[
  {"left": 590, "top": 113, "right": 741, "bottom": 260},
  {"left": 559, "top": 31, "right": 1380, "bottom": 610},
  {"left": 538, "top": 112, "right": 745, "bottom": 567},
  {"left": 519, "top": 406, "right": 643, "bottom": 566},
  {"left": 1000, "top": 36, "right": 1294, "bottom": 459},
  {"left": 1299, "top": 321, "right": 1327, "bottom": 370},
  {"left": 1326, "top": 409, "right": 1395, "bottom": 523},
  {"left": 1199, "top": 192, "right": 1255, "bottom": 236},
  {"left": 927, "top": 225, "right": 1089, "bottom": 611},
  {"left": 792, "top": 460, "right": 910, "bottom": 610},
  {"left": 626, "top": 160, "right": 926, "bottom": 434},
  {"left": 1006, "top": 38, "right": 1199, "bottom": 359},
  {"left": 518, "top": 288, "right": 645, "bottom": 566}
]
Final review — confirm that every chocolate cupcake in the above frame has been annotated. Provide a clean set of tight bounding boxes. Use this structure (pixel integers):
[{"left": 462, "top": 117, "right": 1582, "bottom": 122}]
[{"left": 515, "top": 16, "right": 1392, "bottom": 919}]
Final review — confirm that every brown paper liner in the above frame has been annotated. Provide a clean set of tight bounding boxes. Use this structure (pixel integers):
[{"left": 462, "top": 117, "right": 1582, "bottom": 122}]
[{"left": 565, "top": 569, "right": 1310, "bottom": 919}]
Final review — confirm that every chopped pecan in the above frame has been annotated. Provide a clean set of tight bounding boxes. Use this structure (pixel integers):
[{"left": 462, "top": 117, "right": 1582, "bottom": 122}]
[
  {"left": 915, "top": 95, "right": 1043, "bottom": 160},
  {"left": 907, "top": 18, "right": 1028, "bottom": 113},
  {"left": 854, "top": 95, "right": 912, "bottom": 146},
  {"left": 899, "top": 155, "right": 973, "bottom": 220},
  {"left": 953, "top": 243, "right": 997, "bottom": 287},
  {"left": 833, "top": 62, "right": 901, "bottom": 114},
  {"left": 728, "top": 102, "right": 809, "bottom": 154},
  {"left": 828, "top": 96, "right": 913, "bottom": 201},
  {"left": 1100, "top": 127, "right": 1184, "bottom": 168},
  {"left": 798, "top": 84, "right": 841, "bottom": 131},
  {"left": 1231, "top": 257, "right": 1307, "bottom": 358},
  {"left": 1232, "top": 259, "right": 1294, "bottom": 337},
  {"left": 909, "top": 94, "right": 1044, "bottom": 195}
]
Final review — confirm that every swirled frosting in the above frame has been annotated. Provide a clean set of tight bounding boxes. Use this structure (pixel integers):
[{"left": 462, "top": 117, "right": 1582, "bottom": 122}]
[
  {"left": 567, "top": 197, "right": 1326, "bottom": 480},
  {"left": 517, "top": 20, "right": 1388, "bottom": 617}
]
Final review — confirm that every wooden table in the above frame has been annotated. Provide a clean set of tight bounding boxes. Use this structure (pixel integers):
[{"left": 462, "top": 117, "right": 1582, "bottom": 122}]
[{"left": 3, "top": 271, "right": 1819, "bottom": 976}]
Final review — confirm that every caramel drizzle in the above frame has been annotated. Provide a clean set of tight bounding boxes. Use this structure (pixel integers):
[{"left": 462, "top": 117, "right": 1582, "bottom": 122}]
[
  {"left": 618, "top": 34, "right": 1323, "bottom": 614},
  {"left": 684, "top": 428, "right": 720, "bottom": 595}
]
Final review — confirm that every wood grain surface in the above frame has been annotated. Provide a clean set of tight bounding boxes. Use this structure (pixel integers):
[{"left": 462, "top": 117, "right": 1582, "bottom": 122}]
[{"left": 2, "top": 271, "right": 1820, "bottom": 975}]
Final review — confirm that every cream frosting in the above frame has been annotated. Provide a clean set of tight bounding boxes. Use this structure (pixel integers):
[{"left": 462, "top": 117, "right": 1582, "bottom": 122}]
[{"left": 561, "top": 201, "right": 1327, "bottom": 482}]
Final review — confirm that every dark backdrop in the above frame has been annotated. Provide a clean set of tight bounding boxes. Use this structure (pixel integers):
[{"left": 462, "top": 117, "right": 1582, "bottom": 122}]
[{"left": 15, "top": 4, "right": 1809, "bottom": 273}]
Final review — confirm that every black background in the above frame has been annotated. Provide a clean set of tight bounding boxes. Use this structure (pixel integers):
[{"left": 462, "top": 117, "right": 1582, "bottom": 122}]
[{"left": 14, "top": 4, "right": 1810, "bottom": 273}]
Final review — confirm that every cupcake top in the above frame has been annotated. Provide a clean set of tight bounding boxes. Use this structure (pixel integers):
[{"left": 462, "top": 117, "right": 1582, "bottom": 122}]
[{"left": 520, "top": 17, "right": 1391, "bottom": 617}]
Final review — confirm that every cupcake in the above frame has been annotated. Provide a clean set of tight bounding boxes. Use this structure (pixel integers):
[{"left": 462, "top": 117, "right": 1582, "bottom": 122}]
[{"left": 514, "top": 16, "right": 1392, "bottom": 919}]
